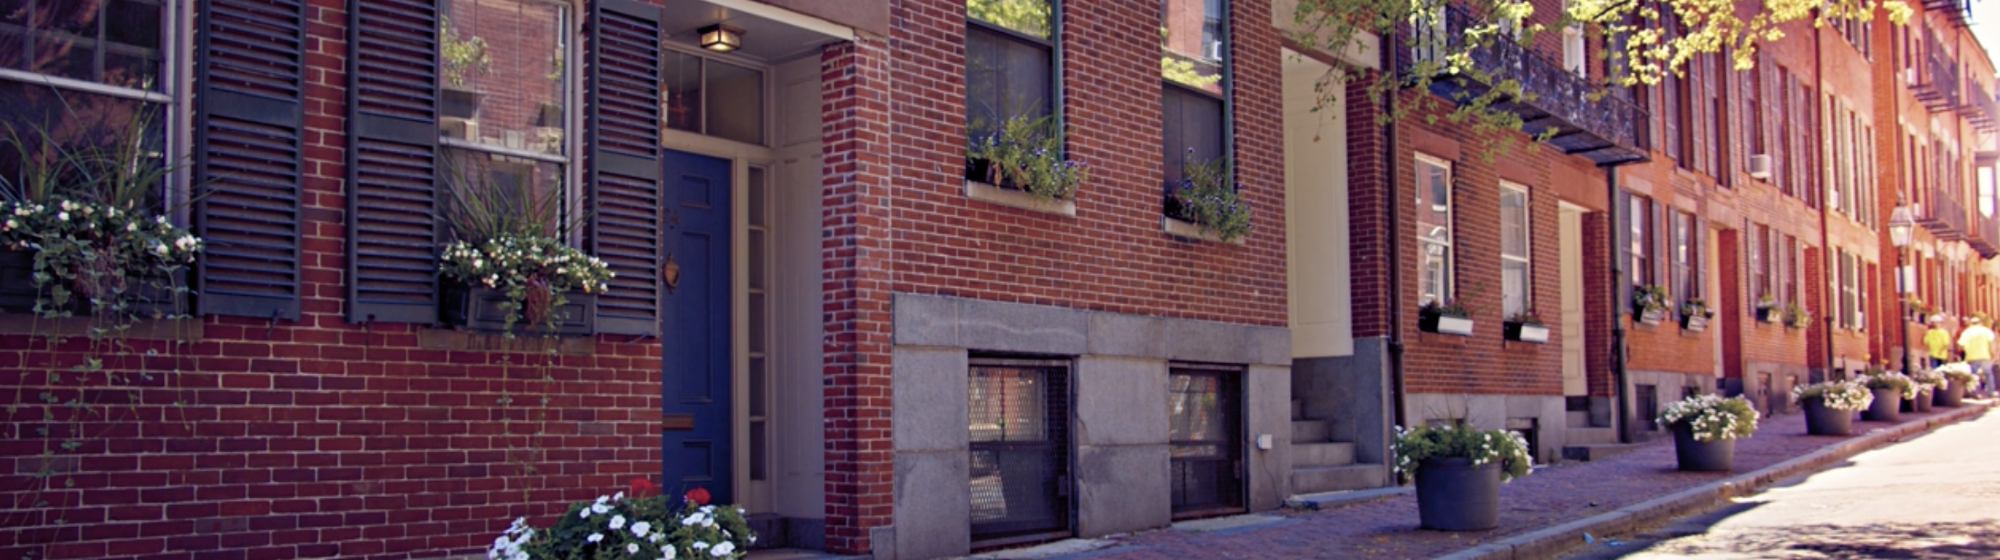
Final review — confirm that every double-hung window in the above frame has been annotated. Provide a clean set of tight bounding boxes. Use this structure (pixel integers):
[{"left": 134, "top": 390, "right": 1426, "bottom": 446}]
[
  {"left": 0, "top": 1, "right": 178, "bottom": 207},
  {"left": 1749, "top": 224, "right": 1769, "bottom": 306},
  {"left": 966, "top": 0, "right": 1055, "bottom": 184},
  {"left": 1417, "top": 155, "right": 1454, "bottom": 306},
  {"left": 1629, "top": 195, "right": 1653, "bottom": 290},
  {"left": 437, "top": 0, "right": 574, "bottom": 232},
  {"left": 1499, "top": 183, "right": 1530, "bottom": 318},
  {"left": 1162, "top": 0, "right": 1227, "bottom": 217},
  {"left": 1671, "top": 210, "right": 1698, "bottom": 317}
]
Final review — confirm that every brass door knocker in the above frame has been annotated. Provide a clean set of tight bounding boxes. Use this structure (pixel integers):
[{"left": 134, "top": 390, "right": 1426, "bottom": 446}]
[{"left": 663, "top": 252, "right": 682, "bottom": 294}]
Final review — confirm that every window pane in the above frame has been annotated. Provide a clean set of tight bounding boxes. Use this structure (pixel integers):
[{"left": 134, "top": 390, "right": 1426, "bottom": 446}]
[
  {"left": 970, "top": 367, "right": 1049, "bottom": 442},
  {"left": 1161, "top": 84, "right": 1223, "bottom": 196},
  {"left": 966, "top": 25, "right": 1052, "bottom": 137},
  {"left": 0, "top": 0, "right": 165, "bottom": 90},
  {"left": 1163, "top": 0, "right": 1223, "bottom": 92},
  {"left": 663, "top": 51, "right": 701, "bottom": 134},
  {"left": 706, "top": 60, "right": 763, "bottom": 145},
  {"left": 1168, "top": 373, "right": 1225, "bottom": 443},
  {"left": 440, "top": 148, "right": 566, "bottom": 236},
  {"left": 1503, "top": 261, "right": 1527, "bottom": 317},
  {"left": 439, "top": 0, "right": 569, "bottom": 155},
  {"left": 0, "top": 81, "right": 166, "bottom": 207},
  {"left": 1417, "top": 161, "right": 1450, "bottom": 247},
  {"left": 966, "top": 0, "right": 1051, "bottom": 39},
  {"left": 1500, "top": 188, "right": 1526, "bottom": 258}
]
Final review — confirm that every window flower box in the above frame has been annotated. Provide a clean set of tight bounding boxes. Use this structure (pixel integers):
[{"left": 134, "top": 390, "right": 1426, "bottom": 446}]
[
  {"left": 1755, "top": 305, "right": 1781, "bottom": 324},
  {"left": 1421, "top": 314, "right": 1474, "bottom": 336},
  {"left": 1681, "top": 313, "right": 1709, "bottom": 332},
  {"left": 1636, "top": 307, "right": 1666, "bottom": 326},
  {"left": 1503, "top": 321, "right": 1549, "bottom": 343},
  {"left": 441, "top": 283, "right": 596, "bottom": 336}
]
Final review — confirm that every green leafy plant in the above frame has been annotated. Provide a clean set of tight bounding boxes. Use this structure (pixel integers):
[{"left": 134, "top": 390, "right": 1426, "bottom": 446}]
[
  {"left": 1419, "top": 297, "right": 1473, "bottom": 320},
  {"left": 1679, "top": 297, "right": 1711, "bottom": 318},
  {"left": 1782, "top": 301, "right": 1811, "bottom": 328},
  {"left": 1505, "top": 310, "right": 1542, "bottom": 326},
  {"left": 1392, "top": 422, "right": 1533, "bottom": 483},
  {"left": 1162, "top": 57, "right": 1222, "bottom": 88},
  {"left": 965, "top": 114, "right": 1089, "bottom": 200},
  {"left": 1861, "top": 371, "right": 1919, "bottom": 400},
  {"left": 1790, "top": 380, "right": 1873, "bottom": 411},
  {"left": 1656, "top": 394, "right": 1759, "bottom": 442},
  {"left": 1631, "top": 284, "right": 1669, "bottom": 315},
  {"left": 441, "top": 16, "right": 492, "bottom": 88},
  {"left": 1170, "top": 151, "right": 1251, "bottom": 242},
  {"left": 488, "top": 479, "right": 753, "bottom": 560},
  {"left": 1755, "top": 294, "right": 1778, "bottom": 310},
  {"left": 438, "top": 158, "right": 612, "bottom": 333}
]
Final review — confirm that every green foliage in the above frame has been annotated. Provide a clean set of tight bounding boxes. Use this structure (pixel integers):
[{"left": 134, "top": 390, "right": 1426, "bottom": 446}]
[
  {"left": 1162, "top": 57, "right": 1222, "bottom": 89},
  {"left": 490, "top": 483, "right": 753, "bottom": 560},
  {"left": 438, "top": 158, "right": 610, "bottom": 334},
  {"left": 1419, "top": 297, "right": 1473, "bottom": 319},
  {"left": 1632, "top": 284, "right": 1669, "bottom": 314},
  {"left": 965, "top": 114, "right": 1089, "bottom": 200},
  {"left": 1680, "top": 297, "right": 1710, "bottom": 317},
  {"left": 441, "top": 16, "right": 492, "bottom": 88},
  {"left": 1393, "top": 422, "right": 1533, "bottom": 483},
  {"left": 1171, "top": 153, "right": 1251, "bottom": 242},
  {"left": 967, "top": 0, "right": 1051, "bottom": 37},
  {"left": 1781, "top": 301, "right": 1810, "bottom": 328},
  {"left": 1657, "top": 394, "right": 1759, "bottom": 441},
  {"left": 1861, "top": 371, "right": 1919, "bottom": 400},
  {"left": 1790, "top": 380, "right": 1873, "bottom": 411}
]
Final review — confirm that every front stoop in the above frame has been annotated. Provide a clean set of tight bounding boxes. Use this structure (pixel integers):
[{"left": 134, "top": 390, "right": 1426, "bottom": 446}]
[{"left": 1287, "top": 400, "right": 1390, "bottom": 494}]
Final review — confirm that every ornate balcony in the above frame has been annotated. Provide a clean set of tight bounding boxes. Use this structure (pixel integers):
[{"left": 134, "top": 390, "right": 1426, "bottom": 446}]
[
  {"left": 1400, "top": 5, "right": 1650, "bottom": 166},
  {"left": 1961, "top": 75, "right": 1998, "bottom": 134},
  {"left": 1924, "top": 0, "right": 1970, "bottom": 28},
  {"left": 1920, "top": 185, "right": 1968, "bottom": 241},
  {"left": 1913, "top": 33, "right": 1959, "bottom": 112}
]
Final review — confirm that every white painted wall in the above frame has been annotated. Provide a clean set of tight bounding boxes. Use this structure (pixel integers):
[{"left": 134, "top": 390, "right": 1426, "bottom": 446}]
[
  {"left": 1283, "top": 51, "right": 1353, "bottom": 358},
  {"left": 771, "top": 54, "right": 826, "bottom": 520}
]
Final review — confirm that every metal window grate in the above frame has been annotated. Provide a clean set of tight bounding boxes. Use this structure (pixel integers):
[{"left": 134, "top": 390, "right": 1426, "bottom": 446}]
[
  {"left": 969, "top": 359, "right": 1070, "bottom": 544},
  {"left": 1169, "top": 364, "right": 1243, "bottom": 519},
  {"left": 1636, "top": 384, "right": 1659, "bottom": 431}
]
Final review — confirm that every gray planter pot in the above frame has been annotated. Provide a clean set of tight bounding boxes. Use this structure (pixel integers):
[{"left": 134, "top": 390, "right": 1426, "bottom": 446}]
[
  {"left": 1862, "top": 387, "right": 1902, "bottom": 422},
  {"left": 1936, "top": 382, "right": 1966, "bottom": 407},
  {"left": 1901, "top": 387, "right": 1934, "bottom": 413},
  {"left": 1671, "top": 423, "right": 1736, "bottom": 472},
  {"left": 1415, "top": 457, "right": 1500, "bottom": 531},
  {"left": 1801, "top": 396, "right": 1854, "bottom": 436}
]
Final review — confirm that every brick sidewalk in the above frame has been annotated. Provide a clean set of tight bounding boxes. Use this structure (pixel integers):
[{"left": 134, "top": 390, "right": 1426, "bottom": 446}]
[{"left": 1066, "top": 404, "right": 1991, "bottom": 560}]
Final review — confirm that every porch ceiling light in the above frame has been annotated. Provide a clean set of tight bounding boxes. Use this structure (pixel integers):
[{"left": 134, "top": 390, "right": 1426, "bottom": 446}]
[
  {"left": 1889, "top": 205, "right": 1915, "bottom": 248},
  {"left": 699, "top": 24, "right": 744, "bottom": 53}
]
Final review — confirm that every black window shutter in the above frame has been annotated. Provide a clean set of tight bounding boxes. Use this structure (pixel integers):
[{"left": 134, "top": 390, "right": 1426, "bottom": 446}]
[
  {"left": 1616, "top": 190, "right": 1631, "bottom": 304},
  {"left": 194, "top": 0, "right": 308, "bottom": 320},
  {"left": 588, "top": 0, "right": 665, "bottom": 335},
  {"left": 345, "top": 0, "right": 442, "bottom": 324}
]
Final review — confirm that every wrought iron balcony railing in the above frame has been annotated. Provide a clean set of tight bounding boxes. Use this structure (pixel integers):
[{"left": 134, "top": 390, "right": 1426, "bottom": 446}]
[
  {"left": 1401, "top": 5, "right": 1650, "bottom": 165},
  {"left": 1961, "top": 75, "right": 1998, "bottom": 134},
  {"left": 1913, "top": 34, "right": 1960, "bottom": 112},
  {"left": 1923, "top": 0, "right": 1970, "bottom": 28},
  {"left": 1920, "top": 185, "right": 1968, "bottom": 241}
]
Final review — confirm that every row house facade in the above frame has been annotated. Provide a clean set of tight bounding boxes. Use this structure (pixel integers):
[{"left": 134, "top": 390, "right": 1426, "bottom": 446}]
[{"left": 0, "top": 1, "right": 1995, "bottom": 560}]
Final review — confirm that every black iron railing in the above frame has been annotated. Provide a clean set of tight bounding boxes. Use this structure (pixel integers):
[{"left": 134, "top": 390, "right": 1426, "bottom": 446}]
[
  {"left": 1914, "top": 33, "right": 1960, "bottom": 111},
  {"left": 1961, "top": 75, "right": 1998, "bottom": 134},
  {"left": 1921, "top": 185, "right": 1968, "bottom": 240},
  {"left": 1401, "top": 5, "right": 1650, "bottom": 165}
]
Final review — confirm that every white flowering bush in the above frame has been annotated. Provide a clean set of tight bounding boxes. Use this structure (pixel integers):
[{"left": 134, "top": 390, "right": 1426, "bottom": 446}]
[
  {"left": 1910, "top": 368, "right": 1945, "bottom": 392},
  {"left": 488, "top": 480, "right": 752, "bottom": 560},
  {"left": 1790, "top": 380, "right": 1873, "bottom": 411},
  {"left": 1392, "top": 423, "right": 1533, "bottom": 484},
  {"left": 438, "top": 234, "right": 612, "bottom": 331},
  {"left": 1936, "top": 362, "right": 1981, "bottom": 391},
  {"left": 1, "top": 198, "right": 199, "bottom": 316},
  {"left": 1861, "top": 371, "right": 1919, "bottom": 400},
  {"left": 1656, "top": 394, "right": 1759, "bottom": 442}
]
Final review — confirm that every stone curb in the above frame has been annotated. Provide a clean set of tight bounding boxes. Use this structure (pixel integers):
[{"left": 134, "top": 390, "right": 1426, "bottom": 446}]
[{"left": 1429, "top": 402, "right": 1993, "bottom": 560}]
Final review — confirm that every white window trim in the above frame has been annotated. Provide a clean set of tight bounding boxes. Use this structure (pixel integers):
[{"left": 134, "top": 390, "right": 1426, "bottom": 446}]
[
  {"left": 1416, "top": 153, "right": 1454, "bottom": 305},
  {"left": 1500, "top": 181, "right": 1531, "bottom": 316}
]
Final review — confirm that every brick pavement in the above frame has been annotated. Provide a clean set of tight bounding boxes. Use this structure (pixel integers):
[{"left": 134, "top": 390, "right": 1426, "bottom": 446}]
[{"left": 1067, "top": 405, "right": 1990, "bottom": 560}]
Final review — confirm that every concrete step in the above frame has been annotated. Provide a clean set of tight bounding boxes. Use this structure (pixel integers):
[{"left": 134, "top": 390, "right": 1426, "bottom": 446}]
[
  {"left": 1289, "top": 463, "right": 1388, "bottom": 495},
  {"left": 1291, "top": 441, "right": 1356, "bottom": 468},
  {"left": 1565, "top": 426, "right": 1618, "bottom": 445},
  {"left": 1291, "top": 420, "right": 1330, "bottom": 442},
  {"left": 1561, "top": 442, "right": 1646, "bottom": 462}
]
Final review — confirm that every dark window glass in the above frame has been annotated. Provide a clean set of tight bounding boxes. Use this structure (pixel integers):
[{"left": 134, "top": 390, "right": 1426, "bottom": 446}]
[
  {"left": 965, "top": 23, "right": 1053, "bottom": 138},
  {"left": 0, "top": 0, "right": 166, "bottom": 91},
  {"left": 1162, "top": 82, "right": 1224, "bottom": 203}
]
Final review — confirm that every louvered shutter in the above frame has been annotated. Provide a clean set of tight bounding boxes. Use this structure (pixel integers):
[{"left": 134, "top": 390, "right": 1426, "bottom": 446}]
[
  {"left": 588, "top": 0, "right": 665, "bottom": 335},
  {"left": 1616, "top": 190, "right": 1632, "bottom": 305},
  {"left": 346, "top": 0, "right": 442, "bottom": 324},
  {"left": 194, "top": 0, "right": 308, "bottom": 319}
]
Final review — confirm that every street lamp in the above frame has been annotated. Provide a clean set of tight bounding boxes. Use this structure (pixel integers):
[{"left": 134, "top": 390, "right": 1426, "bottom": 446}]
[{"left": 1890, "top": 204, "right": 1916, "bottom": 377}]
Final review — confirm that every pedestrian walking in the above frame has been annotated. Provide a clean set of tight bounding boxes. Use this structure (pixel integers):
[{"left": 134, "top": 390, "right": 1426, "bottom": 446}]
[
  {"left": 1957, "top": 317, "right": 1996, "bottom": 397},
  {"left": 1925, "top": 315, "right": 1954, "bottom": 368}
]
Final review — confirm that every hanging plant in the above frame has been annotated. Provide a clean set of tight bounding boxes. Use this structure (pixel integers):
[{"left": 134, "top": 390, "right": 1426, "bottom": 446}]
[
  {"left": 964, "top": 114, "right": 1088, "bottom": 200},
  {"left": 438, "top": 159, "right": 611, "bottom": 333},
  {"left": 1169, "top": 151, "right": 1251, "bottom": 242}
]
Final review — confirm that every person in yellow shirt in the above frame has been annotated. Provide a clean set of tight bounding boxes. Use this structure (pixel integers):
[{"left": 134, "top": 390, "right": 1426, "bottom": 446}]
[
  {"left": 1924, "top": 315, "right": 1954, "bottom": 368},
  {"left": 1958, "top": 317, "right": 1995, "bottom": 398}
]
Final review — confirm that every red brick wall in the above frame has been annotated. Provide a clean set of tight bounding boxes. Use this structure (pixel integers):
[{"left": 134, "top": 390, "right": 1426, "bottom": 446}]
[{"left": 882, "top": 0, "right": 1289, "bottom": 327}]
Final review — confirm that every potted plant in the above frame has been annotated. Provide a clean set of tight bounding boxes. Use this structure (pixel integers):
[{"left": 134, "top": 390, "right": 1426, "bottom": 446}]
[
  {"left": 1781, "top": 301, "right": 1811, "bottom": 329},
  {"left": 1789, "top": 380, "right": 1872, "bottom": 436},
  {"left": 485, "top": 478, "right": 753, "bottom": 560},
  {"left": 1934, "top": 362, "right": 1978, "bottom": 407},
  {"left": 1418, "top": 297, "right": 1475, "bottom": 336},
  {"left": 1754, "top": 294, "right": 1780, "bottom": 323},
  {"left": 1905, "top": 368, "right": 1942, "bottom": 413},
  {"left": 1502, "top": 310, "right": 1549, "bottom": 343},
  {"left": 1162, "top": 152, "right": 1252, "bottom": 242},
  {"left": 1632, "top": 284, "right": 1669, "bottom": 325},
  {"left": 1858, "top": 370, "right": 1915, "bottom": 422},
  {"left": 1680, "top": 297, "right": 1714, "bottom": 331},
  {"left": 440, "top": 16, "right": 492, "bottom": 120},
  {"left": 1656, "top": 394, "right": 1759, "bottom": 472},
  {"left": 964, "top": 114, "right": 1089, "bottom": 200},
  {"left": 1904, "top": 294, "right": 1931, "bottom": 322},
  {"left": 1392, "top": 422, "right": 1533, "bottom": 531},
  {"left": 437, "top": 162, "right": 613, "bottom": 335}
]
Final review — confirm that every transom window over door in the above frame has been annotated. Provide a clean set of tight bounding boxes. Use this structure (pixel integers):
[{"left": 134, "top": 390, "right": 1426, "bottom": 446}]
[
  {"left": 1500, "top": 183, "right": 1530, "bottom": 318},
  {"left": 437, "top": 0, "right": 573, "bottom": 232},
  {"left": 0, "top": 1, "right": 175, "bottom": 206},
  {"left": 662, "top": 50, "right": 766, "bottom": 146},
  {"left": 1416, "top": 155, "right": 1453, "bottom": 305}
]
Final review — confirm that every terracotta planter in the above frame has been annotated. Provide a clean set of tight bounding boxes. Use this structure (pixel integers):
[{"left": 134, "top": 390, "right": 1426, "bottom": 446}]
[
  {"left": 1671, "top": 423, "right": 1736, "bottom": 472},
  {"left": 1862, "top": 387, "right": 1902, "bottom": 422},
  {"left": 1936, "top": 382, "right": 1966, "bottom": 407},
  {"left": 1414, "top": 457, "right": 1500, "bottom": 531},
  {"left": 1801, "top": 396, "right": 1855, "bottom": 436}
]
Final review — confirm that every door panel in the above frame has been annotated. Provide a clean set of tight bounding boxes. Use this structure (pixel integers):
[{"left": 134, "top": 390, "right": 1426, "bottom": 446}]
[
  {"left": 662, "top": 149, "right": 733, "bottom": 502},
  {"left": 1169, "top": 365, "right": 1244, "bottom": 520},
  {"left": 1560, "top": 207, "right": 1586, "bottom": 396}
]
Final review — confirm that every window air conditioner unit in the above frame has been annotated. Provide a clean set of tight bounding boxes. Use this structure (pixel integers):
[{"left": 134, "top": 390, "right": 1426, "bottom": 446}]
[{"left": 1748, "top": 154, "right": 1773, "bottom": 180}]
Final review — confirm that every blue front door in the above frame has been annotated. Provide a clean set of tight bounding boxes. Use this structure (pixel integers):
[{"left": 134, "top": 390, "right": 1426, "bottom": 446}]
[{"left": 661, "top": 149, "right": 732, "bottom": 503}]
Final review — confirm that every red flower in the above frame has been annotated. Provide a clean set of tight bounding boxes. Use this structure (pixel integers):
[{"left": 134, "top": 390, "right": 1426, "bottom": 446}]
[
  {"left": 629, "top": 477, "right": 657, "bottom": 499},
  {"left": 685, "top": 486, "right": 710, "bottom": 506}
]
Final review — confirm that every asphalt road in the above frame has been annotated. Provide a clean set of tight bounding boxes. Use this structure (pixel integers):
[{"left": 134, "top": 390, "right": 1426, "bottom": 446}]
[{"left": 1565, "top": 407, "right": 2000, "bottom": 559}]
